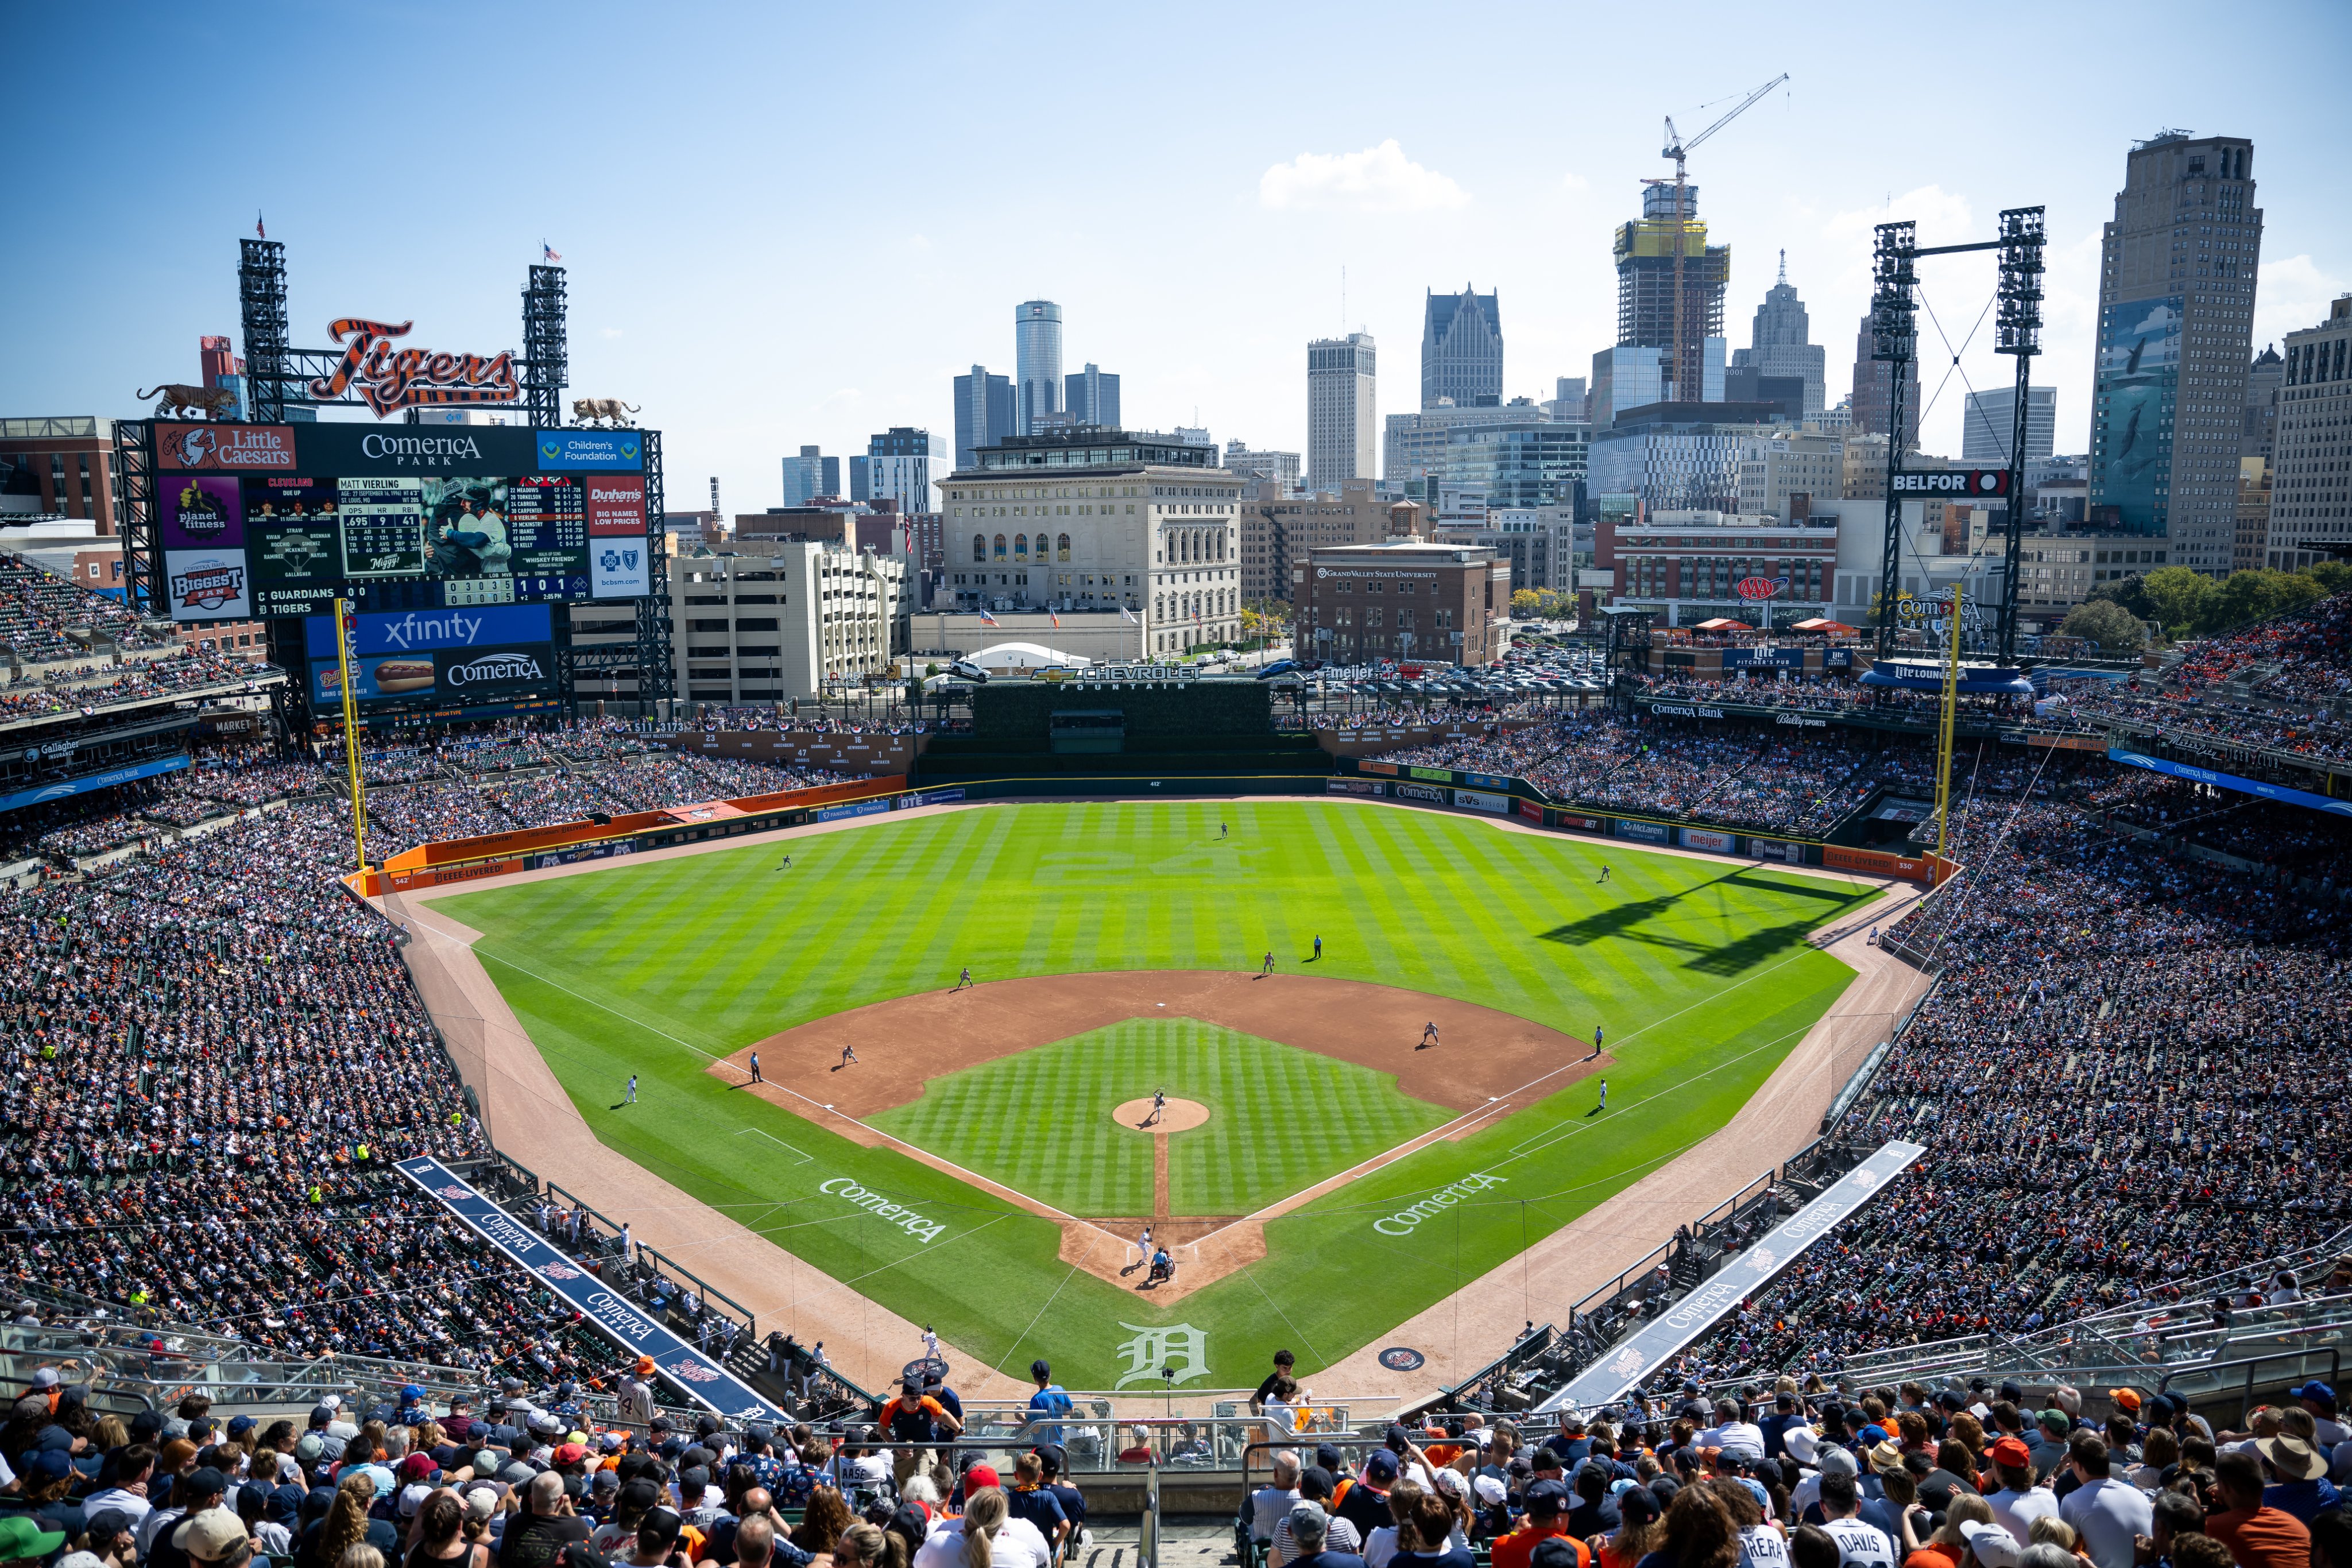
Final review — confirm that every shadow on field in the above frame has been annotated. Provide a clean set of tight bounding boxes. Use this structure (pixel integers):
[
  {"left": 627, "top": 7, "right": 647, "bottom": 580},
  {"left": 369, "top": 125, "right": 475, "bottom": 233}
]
[{"left": 1537, "top": 868, "right": 1874, "bottom": 974}]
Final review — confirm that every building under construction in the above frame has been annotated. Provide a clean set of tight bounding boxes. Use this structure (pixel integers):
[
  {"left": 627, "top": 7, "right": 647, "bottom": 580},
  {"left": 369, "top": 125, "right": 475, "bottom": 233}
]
[{"left": 1614, "top": 182, "right": 1730, "bottom": 397}]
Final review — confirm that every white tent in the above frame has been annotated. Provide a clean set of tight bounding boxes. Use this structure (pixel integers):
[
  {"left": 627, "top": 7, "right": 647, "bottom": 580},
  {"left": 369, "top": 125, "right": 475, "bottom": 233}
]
[{"left": 966, "top": 641, "right": 1090, "bottom": 673}]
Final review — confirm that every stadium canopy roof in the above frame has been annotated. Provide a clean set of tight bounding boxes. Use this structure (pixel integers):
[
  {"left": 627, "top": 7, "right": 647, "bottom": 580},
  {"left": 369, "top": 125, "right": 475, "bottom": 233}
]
[
  {"left": 1690, "top": 617, "right": 1747, "bottom": 631},
  {"left": 1788, "top": 617, "right": 1858, "bottom": 635},
  {"left": 1860, "top": 659, "right": 2035, "bottom": 695},
  {"left": 967, "top": 641, "right": 1091, "bottom": 671}
]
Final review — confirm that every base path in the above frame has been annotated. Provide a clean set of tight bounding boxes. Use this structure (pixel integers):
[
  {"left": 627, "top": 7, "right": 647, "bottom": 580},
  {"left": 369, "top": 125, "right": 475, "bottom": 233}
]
[{"left": 716, "top": 970, "right": 1597, "bottom": 1117}]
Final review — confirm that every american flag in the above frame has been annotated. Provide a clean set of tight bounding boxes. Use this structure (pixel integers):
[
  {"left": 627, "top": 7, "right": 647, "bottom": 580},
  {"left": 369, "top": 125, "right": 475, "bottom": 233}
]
[
  {"left": 543, "top": 241, "right": 563, "bottom": 263},
  {"left": 255, "top": 212, "right": 265, "bottom": 239}
]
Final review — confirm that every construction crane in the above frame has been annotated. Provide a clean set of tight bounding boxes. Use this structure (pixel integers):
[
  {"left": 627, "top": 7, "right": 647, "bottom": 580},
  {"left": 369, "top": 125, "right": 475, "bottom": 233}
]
[{"left": 1647, "top": 73, "right": 1788, "bottom": 403}]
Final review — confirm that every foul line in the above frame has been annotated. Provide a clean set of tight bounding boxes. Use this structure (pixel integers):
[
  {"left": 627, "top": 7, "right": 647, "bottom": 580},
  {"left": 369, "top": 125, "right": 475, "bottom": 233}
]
[{"left": 734, "top": 1128, "right": 815, "bottom": 1166}]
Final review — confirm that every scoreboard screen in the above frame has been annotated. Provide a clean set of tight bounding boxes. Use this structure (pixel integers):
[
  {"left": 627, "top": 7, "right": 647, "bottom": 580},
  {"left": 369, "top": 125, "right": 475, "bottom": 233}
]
[{"left": 151, "top": 422, "right": 649, "bottom": 621}]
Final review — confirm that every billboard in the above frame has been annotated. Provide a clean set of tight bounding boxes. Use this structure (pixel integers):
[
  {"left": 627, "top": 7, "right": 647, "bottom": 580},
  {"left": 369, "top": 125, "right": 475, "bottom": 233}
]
[
  {"left": 152, "top": 421, "right": 648, "bottom": 621},
  {"left": 304, "top": 603, "right": 558, "bottom": 721},
  {"left": 2090, "top": 296, "right": 2179, "bottom": 533}
]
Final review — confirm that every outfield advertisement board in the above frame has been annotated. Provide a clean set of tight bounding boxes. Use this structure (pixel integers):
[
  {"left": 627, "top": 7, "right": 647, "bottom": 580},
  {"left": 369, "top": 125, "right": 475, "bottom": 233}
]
[
  {"left": 1679, "top": 827, "right": 1736, "bottom": 853},
  {"left": 1750, "top": 838, "right": 1805, "bottom": 863},
  {"left": 153, "top": 420, "right": 651, "bottom": 620},
  {"left": 1534, "top": 1140, "right": 1926, "bottom": 1413},
  {"left": 1328, "top": 779, "right": 1384, "bottom": 795},
  {"left": 2108, "top": 747, "right": 2352, "bottom": 816},
  {"left": 1614, "top": 819, "right": 1671, "bottom": 844},
  {"left": 303, "top": 604, "right": 560, "bottom": 722},
  {"left": 819, "top": 797, "right": 892, "bottom": 822},
  {"left": 395, "top": 1155, "right": 785, "bottom": 1423},
  {"left": 1453, "top": 788, "right": 1509, "bottom": 814}
]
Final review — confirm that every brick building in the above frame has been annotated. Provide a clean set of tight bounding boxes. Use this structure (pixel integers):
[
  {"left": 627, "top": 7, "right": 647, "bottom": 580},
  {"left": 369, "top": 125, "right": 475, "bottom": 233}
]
[
  {"left": 0, "top": 417, "right": 119, "bottom": 531},
  {"left": 1239, "top": 479, "right": 1422, "bottom": 606},
  {"left": 1293, "top": 540, "right": 1507, "bottom": 667}
]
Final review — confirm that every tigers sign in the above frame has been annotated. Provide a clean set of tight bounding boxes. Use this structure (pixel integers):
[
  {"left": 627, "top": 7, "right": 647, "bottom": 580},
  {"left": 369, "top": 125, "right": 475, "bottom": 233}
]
[{"left": 309, "top": 317, "right": 521, "bottom": 417}]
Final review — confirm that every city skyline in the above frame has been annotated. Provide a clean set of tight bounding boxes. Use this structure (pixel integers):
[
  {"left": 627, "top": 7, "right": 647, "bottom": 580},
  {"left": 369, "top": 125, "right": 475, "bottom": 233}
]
[{"left": 3, "top": 0, "right": 2347, "bottom": 521}]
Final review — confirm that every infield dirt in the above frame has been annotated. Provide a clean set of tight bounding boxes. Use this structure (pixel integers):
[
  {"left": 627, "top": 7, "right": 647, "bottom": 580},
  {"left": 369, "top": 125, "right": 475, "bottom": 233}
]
[{"left": 707, "top": 970, "right": 1610, "bottom": 1300}]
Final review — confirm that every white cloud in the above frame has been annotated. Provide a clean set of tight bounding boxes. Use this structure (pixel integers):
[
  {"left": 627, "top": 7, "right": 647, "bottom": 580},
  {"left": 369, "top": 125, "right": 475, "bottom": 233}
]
[
  {"left": 2257, "top": 254, "right": 2351, "bottom": 348},
  {"left": 1258, "top": 140, "right": 1469, "bottom": 214},
  {"left": 599, "top": 327, "right": 623, "bottom": 339}
]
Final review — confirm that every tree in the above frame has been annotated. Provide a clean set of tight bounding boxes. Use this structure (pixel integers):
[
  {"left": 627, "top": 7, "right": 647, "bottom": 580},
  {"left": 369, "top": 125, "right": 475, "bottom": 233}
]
[
  {"left": 2061, "top": 598, "right": 2148, "bottom": 653},
  {"left": 2196, "top": 568, "right": 2304, "bottom": 634},
  {"left": 2138, "top": 565, "right": 2214, "bottom": 638},
  {"left": 2085, "top": 574, "right": 2154, "bottom": 621},
  {"left": 2306, "top": 560, "right": 2352, "bottom": 597},
  {"left": 1510, "top": 589, "right": 1542, "bottom": 619}
]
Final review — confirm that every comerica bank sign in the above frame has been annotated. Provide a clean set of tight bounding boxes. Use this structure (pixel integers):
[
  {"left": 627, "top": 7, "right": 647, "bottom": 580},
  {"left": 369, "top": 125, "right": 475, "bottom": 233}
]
[{"left": 1372, "top": 1171, "right": 1507, "bottom": 1236}]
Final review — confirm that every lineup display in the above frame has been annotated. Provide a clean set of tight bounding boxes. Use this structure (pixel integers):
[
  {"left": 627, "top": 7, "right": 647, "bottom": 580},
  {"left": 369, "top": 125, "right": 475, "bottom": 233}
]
[{"left": 153, "top": 423, "right": 648, "bottom": 621}]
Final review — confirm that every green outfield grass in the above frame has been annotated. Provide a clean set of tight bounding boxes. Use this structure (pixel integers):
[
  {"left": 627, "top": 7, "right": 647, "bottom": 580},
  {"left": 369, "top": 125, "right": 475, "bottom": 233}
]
[
  {"left": 443, "top": 799, "right": 1881, "bottom": 1389},
  {"left": 869, "top": 1017, "right": 1452, "bottom": 1217}
]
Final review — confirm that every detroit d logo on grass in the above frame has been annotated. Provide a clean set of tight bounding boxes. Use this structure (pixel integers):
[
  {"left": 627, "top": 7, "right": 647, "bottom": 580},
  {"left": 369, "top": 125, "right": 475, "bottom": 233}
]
[{"left": 1113, "top": 1323, "right": 1208, "bottom": 1389}]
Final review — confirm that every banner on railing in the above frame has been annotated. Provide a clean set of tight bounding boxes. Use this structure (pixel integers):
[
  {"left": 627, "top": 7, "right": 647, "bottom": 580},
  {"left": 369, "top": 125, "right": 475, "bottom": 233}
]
[
  {"left": 1532, "top": 1139, "right": 1925, "bottom": 1415},
  {"left": 2109, "top": 747, "right": 2352, "bottom": 816},
  {"left": 395, "top": 1156, "right": 787, "bottom": 1423}
]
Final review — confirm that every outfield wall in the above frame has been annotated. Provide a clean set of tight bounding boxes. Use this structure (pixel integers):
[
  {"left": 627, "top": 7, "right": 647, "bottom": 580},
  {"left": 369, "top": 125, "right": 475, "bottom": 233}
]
[{"left": 1329, "top": 756, "right": 1955, "bottom": 884}]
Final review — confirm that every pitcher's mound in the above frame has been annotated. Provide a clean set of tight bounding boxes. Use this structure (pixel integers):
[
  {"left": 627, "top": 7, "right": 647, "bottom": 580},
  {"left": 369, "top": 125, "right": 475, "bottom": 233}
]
[{"left": 1112, "top": 1097, "right": 1208, "bottom": 1132}]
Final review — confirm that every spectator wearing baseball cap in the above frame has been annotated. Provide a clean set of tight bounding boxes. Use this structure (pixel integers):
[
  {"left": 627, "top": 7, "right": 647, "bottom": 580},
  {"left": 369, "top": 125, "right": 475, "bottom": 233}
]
[
  {"left": 1566, "top": 1463, "right": 1620, "bottom": 1541},
  {"left": 2287, "top": 1382, "right": 2347, "bottom": 1449},
  {"left": 1281, "top": 1504, "right": 1368, "bottom": 1568},
  {"left": 1335, "top": 1451, "right": 1398, "bottom": 1546},
  {"left": 1980, "top": 1437, "right": 2055, "bottom": 1547},
  {"left": 1492, "top": 1478, "right": 1586, "bottom": 1568},
  {"left": 0, "top": 1518, "right": 68, "bottom": 1567},
  {"left": 1275, "top": 1472, "right": 1364, "bottom": 1568}
]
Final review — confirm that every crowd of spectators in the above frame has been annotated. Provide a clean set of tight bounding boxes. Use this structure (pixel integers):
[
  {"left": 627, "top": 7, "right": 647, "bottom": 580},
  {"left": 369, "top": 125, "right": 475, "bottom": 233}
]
[
  {"left": 0, "top": 553, "right": 173, "bottom": 665},
  {"left": 2170, "top": 589, "right": 2352, "bottom": 702},
  {"left": 2080, "top": 773, "right": 2352, "bottom": 886},
  {"left": 0, "top": 652, "right": 264, "bottom": 723},
  {"left": 1667, "top": 797, "right": 2350, "bottom": 1388},
  {"left": 1379, "top": 713, "right": 1931, "bottom": 838}
]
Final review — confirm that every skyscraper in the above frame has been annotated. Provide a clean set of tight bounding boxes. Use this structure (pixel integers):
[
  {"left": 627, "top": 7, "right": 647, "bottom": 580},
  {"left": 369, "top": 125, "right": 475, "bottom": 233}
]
[
  {"left": 953, "top": 367, "right": 1015, "bottom": 471},
  {"left": 858, "top": 428, "right": 946, "bottom": 514},
  {"left": 1614, "top": 183, "right": 1729, "bottom": 402},
  {"left": 1960, "top": 386, "right": 2057, "bottom": 465},
  {"left": 2088, "top": 131, "right": 2261, "bottom": 574},
  {"left": 1849, "top": 315, "right": 1920, "bottom": 454},
  {"left": 1065, "top": 363, "right": 1120, "bottom": 428},
  {"left": 2264, "top": 295, "right": 2352, "bottom": 570},
  {"left": 1308, "top": 332, "right": 1378, "bottom": 485},
  {"left": 1420, "top": 288, "right": 1503, "bottom": 410},
  {"left": 1730, "top": 253, "right": 1825, "bottom": 419},
  {"left": 1016, "top": 300, "right": 1063, "bottom": 433},
  {"left": 781, "top": 444, "right": 840, "bottom": 506}
]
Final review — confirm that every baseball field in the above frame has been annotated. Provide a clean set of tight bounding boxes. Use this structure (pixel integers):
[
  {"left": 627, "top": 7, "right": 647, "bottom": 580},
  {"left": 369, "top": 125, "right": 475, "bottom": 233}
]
[{"left": 441, "top": 799, "right": 1881, "bottom": 1391}]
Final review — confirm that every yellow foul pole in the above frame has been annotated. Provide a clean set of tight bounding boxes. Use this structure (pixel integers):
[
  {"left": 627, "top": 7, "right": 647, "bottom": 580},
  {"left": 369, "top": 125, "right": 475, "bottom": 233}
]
[
  {"left": 335, "top": 597, "right": 370, "bottom": 874},
  {"left": 1930, "top": 583, "right": 1963, "bottom": 887}
]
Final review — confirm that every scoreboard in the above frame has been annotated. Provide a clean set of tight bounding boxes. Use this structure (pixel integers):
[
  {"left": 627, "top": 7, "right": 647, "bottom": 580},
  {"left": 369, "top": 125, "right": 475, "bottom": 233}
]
[{"left": 150, "top": 422, "right": 651, "bottom": 621}]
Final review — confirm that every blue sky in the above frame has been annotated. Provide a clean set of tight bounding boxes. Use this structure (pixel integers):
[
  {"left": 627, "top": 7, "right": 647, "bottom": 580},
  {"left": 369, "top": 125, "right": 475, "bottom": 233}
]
[{"left": 6, "top": 1, "right": 2347, "bottom": 515}]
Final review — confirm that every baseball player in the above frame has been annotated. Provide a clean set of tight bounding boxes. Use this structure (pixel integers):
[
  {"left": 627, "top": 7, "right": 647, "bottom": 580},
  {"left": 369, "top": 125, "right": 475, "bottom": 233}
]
[
  {"left": 1220, "top": 821, "right": 1229, "bottom": 838},
  {"left": 777, "top": 854, "right": 791, "bottom": 870},
  {"left": 1597, "top": 865, "right": 1612, "bottom": 884},
  {"left": 1597, "top": 1078, "right": 1608, "bottom": 1112},
  {"left": 1421, "top": 1020, "right": 1440, "bottom": 1048},
  {"left": 749, "top": 1051, "right": 763, "bottom": 1084},
  {"left": 1146, "top": 1088, "right": 1166, "bottom": 1126},
  {"left": 1136, "top": 1225, "right": 1154, "bottom": 1268},
  {"left": 625, "top": 1074, "right": 637, "bottom": 1104},
  {"left": 954, "top": 965, "right": 973, "bottom": 991},
  {"left": 1261, "top": 951, "right": 1275, "bottom": 976},
  {"left": 922, "top": 1323, "right": 941, "bottom": 1362},
  {"left": 839, "top": 1042, "right": 858, "bottom": 1068}
]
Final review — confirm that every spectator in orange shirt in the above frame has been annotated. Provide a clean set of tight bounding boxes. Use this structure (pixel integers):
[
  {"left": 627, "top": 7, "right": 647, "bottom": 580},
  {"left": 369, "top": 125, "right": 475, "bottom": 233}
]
[
  {"left": 2202, "top": 1453, "right": 2308, "bottom": 1568},
  {"left": 1493, "top": 1481, "right": 1588, "bottom": 1568}
]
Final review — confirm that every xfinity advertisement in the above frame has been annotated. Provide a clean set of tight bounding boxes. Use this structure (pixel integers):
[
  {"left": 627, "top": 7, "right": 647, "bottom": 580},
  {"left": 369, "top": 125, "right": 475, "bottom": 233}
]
[{"left": 303, "top": 604, "right": 558, "bottom": 721}]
